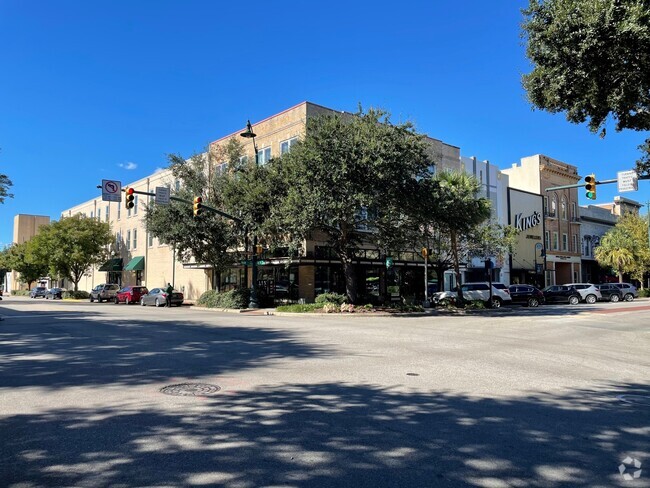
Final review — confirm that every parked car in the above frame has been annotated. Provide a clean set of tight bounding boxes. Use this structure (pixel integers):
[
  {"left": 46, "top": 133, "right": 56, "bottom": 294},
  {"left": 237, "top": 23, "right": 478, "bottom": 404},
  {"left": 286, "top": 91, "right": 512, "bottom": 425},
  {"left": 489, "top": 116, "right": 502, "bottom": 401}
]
[
  {"left": 612, "top": 282, "right": 638, "bottom": 301},
  {"left": 89, "top": 283, "right": 120, "bottom": 303},
  {"left": 562, "top": 283, "right": 602, "bottom": 304},
  {"left": 114, "top": 286, "right": 148, "bottom": 305},
  {"left": 140, "top": 287, "right": 184, "bottom": 307},
  {"left": 45, "top": 287, "right": 66, "bottom": 300},
  {"left": 433, "top": 282, "right": 512, "bottom": 308},
  {"left": 542, "top": 285, "right": 581, "bottom": 305},
  {"left": 595, "top": 284, "right": 623, "bottom": 302},
  {"left": 29, "top": 286, "right": 48, "bottom": 298},
  {"left": 508, "top": 285, "right": 545, "bottom": 307}
]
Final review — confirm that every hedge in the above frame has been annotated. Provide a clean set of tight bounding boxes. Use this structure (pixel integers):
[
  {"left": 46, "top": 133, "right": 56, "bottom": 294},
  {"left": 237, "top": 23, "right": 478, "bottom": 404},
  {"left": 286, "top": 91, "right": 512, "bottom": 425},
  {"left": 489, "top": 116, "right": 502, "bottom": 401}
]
[
  {"left": 315, "top": 292, "right": 347, "bottom": 305},
  {"left": 196, "top": 288, "right": 250, "bottom": 309},
  {"left": 276, "top": 303, "right": 323, "bottom": 313},
  {"left": 63, "top": 290, "right": 90, "bottom": 299},
  {"left": 11, "top": 290, "right": 30, "bottom": 296}
]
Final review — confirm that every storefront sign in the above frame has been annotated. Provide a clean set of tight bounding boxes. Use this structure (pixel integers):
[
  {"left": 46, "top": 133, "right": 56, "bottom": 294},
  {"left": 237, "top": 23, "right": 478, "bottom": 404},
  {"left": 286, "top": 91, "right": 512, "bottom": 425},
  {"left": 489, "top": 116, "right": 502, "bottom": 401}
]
[{"left": 514, "top": 211, "right": 542, "bottom": 231}]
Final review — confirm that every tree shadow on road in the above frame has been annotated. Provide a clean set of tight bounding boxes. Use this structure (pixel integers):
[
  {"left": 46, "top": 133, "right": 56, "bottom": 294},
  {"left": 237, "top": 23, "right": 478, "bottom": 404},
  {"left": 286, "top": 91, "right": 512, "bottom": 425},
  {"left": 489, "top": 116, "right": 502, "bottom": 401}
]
[
  {"left": 0, "top": 310, "right": 330, "bottom": 389},
  {"left": 1, "top": 381, "right": 647, "bottom": 487}
]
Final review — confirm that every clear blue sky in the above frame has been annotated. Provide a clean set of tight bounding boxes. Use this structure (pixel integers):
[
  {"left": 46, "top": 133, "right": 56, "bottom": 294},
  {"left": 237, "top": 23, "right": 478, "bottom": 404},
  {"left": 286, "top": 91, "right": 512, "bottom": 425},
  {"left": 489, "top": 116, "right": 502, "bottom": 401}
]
[{"left": 1, "top": 0, "right": 648, "bottom": 246}]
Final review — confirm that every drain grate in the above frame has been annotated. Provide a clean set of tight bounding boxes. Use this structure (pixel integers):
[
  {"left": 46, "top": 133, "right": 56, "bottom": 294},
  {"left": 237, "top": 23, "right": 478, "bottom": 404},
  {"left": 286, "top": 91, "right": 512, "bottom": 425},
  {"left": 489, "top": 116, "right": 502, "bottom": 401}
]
[
  {"left": 617, "top": 395, "right": 650, "bottom": 406},
  {"left": 160, "top": 383, "right": 221, "bottom": 397}
]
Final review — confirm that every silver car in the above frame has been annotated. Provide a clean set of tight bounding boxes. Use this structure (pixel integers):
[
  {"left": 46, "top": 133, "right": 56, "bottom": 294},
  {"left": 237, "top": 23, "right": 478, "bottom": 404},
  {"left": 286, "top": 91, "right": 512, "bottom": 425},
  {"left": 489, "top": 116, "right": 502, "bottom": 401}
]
[
  {"left": 140, "top": 287, "right": 184, "bottom": 307},
  {"left": 563, "top": 283, "right": 602, "bottom": 304},
  {"left": 612, "top": 282, "right": 638, "bottom": 301},
  {"left": 433, "top": 282, "right": 512, "bottom": 308}
]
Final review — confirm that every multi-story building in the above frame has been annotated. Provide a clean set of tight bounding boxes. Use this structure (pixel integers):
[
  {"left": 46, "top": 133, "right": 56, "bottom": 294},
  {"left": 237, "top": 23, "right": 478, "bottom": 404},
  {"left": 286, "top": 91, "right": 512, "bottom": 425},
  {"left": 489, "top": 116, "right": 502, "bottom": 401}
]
[
  {"left": 4, "top": 214, "right": 50, "bottom": 292},
  {"left": 60, "top": 101, "right": 464, "bottom": 302},
  {"left": 581, "top": 196, "right": 642, "bottom": 282},
  {"left": 503, "top": 155, "right": 582, "bottom": 286}
]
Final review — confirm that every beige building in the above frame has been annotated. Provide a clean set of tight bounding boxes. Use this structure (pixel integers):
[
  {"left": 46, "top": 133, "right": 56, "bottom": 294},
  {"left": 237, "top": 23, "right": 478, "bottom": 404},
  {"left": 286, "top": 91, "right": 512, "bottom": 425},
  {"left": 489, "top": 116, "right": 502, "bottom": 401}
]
[
  {"left": 60, "top": 101, "right": 464, "bottom": 302},
  {"left": 503, "top": 155, "right": 582, "bottom": 285},
  {"left": 5, "top": 214, "right": 51, "bottom": 292}
]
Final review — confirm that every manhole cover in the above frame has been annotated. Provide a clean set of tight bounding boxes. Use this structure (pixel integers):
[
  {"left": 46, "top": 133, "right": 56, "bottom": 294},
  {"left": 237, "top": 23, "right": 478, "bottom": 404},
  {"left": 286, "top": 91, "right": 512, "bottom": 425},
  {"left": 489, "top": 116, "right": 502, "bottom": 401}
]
[
  {"left": 160, "top": 383, "right": 221, "bottom": 397},
  {"left": 617, "top": 395, "right": 650, "bottom": 406}
]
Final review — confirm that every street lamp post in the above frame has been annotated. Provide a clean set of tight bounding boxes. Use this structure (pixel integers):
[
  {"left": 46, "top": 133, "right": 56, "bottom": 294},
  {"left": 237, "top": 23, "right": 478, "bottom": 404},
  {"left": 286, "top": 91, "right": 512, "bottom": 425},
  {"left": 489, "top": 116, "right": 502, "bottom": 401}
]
[{"left": 240, "top": 120, "right": 260, "bottom": 309}]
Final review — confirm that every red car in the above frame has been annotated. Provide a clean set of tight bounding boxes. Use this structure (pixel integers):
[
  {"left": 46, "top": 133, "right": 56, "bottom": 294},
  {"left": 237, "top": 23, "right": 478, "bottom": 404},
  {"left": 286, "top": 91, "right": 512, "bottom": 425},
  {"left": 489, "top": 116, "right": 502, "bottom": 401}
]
[{"left": 114, "top": 286, "right": 148, "bottom": 305}]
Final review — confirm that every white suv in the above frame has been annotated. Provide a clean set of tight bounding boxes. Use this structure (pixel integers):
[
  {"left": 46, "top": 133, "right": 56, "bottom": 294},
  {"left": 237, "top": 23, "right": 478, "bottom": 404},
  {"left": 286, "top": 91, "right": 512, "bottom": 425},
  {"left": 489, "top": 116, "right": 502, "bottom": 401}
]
[
  {"left": 563, "top": 283, "right": 602, "bottom": 304},
  {"left": 433, "top": 282, "right": 512, "bottom": 308}
]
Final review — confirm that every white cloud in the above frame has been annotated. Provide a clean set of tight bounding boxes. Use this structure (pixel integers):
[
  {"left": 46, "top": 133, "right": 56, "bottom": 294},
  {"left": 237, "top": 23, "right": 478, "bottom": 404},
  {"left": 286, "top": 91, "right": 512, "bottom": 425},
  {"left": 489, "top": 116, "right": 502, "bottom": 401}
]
[{"left": 118, "top": 161, "right": 138, "bottom": 170}]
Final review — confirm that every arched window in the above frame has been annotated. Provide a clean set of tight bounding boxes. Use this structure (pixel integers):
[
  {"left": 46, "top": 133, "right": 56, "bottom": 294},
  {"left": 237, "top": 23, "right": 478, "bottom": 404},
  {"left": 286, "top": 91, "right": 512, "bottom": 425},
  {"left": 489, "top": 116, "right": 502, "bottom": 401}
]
[
  {"left": 551, "top": 196, "right": 557, "bottom": 216},
  {"left": 561, "top": 198, "right": 567, "bottom": 220}
]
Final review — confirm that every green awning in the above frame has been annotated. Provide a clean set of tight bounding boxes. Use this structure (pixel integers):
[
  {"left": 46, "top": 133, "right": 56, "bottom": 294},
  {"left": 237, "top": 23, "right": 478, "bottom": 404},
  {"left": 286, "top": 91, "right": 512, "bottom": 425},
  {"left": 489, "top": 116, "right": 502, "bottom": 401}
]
[
  {"left": 99, "top": 258, "right": 123, "bottom": 272},
  {"left": 124, "top": 256, "right": 145, "bottom": 271}
]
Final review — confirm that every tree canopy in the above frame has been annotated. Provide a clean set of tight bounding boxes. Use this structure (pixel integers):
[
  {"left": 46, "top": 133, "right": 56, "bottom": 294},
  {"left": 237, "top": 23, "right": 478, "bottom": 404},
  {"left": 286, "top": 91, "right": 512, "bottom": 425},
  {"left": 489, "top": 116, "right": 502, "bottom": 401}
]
[
  {"left": 522, "top": 0, "right": 650, "bottom": 173},
  {"left": 28, "top": 215, "right": 113, "bottom": 291},
  {"left": 0, "top": 174, "right": 13, "bottom": 204},
  {"left": 0, "top": 242, "right": 48, "bottom": 289},
  {"left": 271, "top": 108, "right": 431, "bottom": 303}
]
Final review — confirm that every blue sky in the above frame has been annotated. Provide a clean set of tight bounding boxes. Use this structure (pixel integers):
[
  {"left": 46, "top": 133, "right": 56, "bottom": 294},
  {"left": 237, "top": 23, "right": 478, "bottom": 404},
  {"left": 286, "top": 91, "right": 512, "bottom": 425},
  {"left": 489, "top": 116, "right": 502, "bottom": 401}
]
[{"left": 1, "top": 0, "right": 648, "bottom": 246}]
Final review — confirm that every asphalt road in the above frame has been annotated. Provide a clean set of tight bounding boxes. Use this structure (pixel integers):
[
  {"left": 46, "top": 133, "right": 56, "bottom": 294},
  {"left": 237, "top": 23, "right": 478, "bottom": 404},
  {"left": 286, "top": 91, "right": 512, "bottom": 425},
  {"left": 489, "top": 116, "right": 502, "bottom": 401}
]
[{"left": 0, "top": 296, "right": 648, "bottom": 487}]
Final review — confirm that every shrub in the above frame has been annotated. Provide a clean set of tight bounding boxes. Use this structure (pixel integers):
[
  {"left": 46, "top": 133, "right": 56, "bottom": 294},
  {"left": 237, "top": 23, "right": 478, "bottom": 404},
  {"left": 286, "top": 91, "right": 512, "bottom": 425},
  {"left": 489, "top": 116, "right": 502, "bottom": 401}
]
[
  {"left": 63, "top": 290, "right": 90, "bottom": 299},
  {"left": 12, "top": 290, "right": 30, "bottom": 296},
  {"left": 276, "top": 303, "right": 323, "bottom": 313},
  {"left": 363, "top": 303, "right": 374, "bottom": 311},
  {"left": 639, "top": 288, "right": 650, "bottom": 298},
  {"left": 322, "top": 302, "right": 339, "bottom": 313},
  {"left": 340, "top": 303, "right": 355, "bottom": 313},
  {"left": 464, "top": 300, "right": 486, "bottom": 310},
  {"left": 315, "top": 292, "right": 347, "bottom": 305},
  {"left": 197, "top": 288, "right": 250, "bottom": 309}
]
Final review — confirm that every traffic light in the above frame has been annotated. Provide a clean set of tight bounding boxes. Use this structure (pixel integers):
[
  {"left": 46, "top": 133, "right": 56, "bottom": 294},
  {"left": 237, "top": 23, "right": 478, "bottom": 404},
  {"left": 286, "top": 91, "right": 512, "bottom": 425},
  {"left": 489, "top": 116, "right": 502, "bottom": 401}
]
[
  {"left": 193, "top": 196, "right": 203, "bottom": 217},
  {"left": 585, "top": 174, "right": 597, "bottom": 200},
  {"left": 125, "top": 187, "right": 135, "bottom": 209}
]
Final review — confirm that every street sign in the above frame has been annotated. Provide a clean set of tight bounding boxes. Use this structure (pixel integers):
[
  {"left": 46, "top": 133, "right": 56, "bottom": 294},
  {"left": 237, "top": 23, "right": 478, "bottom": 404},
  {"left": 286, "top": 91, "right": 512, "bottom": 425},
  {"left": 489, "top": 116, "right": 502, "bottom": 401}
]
[
  {"left": 101, "top": 179, "right": 121, "bottom": 202},
  {"left": 155, "top": 186, "right": 171, "bottom": 205},
  {"left": 617, "top": 170, "right": 638, "bottom": 193}
]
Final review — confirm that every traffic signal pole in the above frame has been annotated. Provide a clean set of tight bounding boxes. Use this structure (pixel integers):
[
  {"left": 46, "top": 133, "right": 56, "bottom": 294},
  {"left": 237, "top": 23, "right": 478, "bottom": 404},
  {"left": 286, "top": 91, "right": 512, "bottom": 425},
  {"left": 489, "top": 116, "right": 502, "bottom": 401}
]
[{"left": 546, "top": 175, "right": 650, "bottom": 192}]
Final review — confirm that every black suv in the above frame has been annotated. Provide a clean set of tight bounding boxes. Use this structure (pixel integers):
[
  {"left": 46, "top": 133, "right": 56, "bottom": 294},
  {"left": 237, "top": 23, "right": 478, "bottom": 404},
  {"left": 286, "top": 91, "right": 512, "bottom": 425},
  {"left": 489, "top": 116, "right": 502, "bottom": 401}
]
[
  {"left": 542, "top": 285, "right": 581, "bottom": 305},
  {"left": 90, "top": 284, "right": 120, "bottom": 303},
  {"left": 29, "top": 286, "right": 48, "bottom": 298},
  {"left": 595, "top": 284, "right": 622, "bottom": 302},
  {"left": 508, "top": 285, "right": 545, "bottom": 307}
]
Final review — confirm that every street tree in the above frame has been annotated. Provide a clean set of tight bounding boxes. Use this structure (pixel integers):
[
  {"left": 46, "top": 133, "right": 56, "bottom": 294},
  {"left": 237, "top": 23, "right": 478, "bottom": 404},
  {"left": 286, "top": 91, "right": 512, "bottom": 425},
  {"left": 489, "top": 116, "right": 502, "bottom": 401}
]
[
  {"left": 28, "top": 215, "right": 113, "bottom": 291},
  {"left": 521, "top": 0, "right": 650, "bottom": 174},
  {"left": 1, "top": 242, "right": 48, "bottom": 290},
  {"left": 422, "top": 171, "right": 492, "bottom": 303},
  {"left": 271, "top": 108, "right": 430, "bottom": 303},
  {"left": 0, "top": 174, "right": 13, "bottom": 204},
  {"left": 144, "top": 153, "right": 239, "bottom": 289},
  {"left": 595, "top": 213, "right": 650, "bottom": 285}
]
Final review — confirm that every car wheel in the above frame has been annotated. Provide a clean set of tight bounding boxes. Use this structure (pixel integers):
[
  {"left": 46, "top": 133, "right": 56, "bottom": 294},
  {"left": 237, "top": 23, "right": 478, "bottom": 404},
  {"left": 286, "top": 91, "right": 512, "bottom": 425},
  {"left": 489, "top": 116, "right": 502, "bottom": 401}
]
[
  {"left": 90, "top": 296, "right": 94, "bottom": 302},
  {"left": 585, "top": 294, "right": 597, "bottom": 304},
  {"left": 610, "top": 294, "right": 620, "bottom": 303},
  {"left": 569, "top": 295, "right": 580, "bottom": 305},
  {"left": 490, "top": 297, "right": 502, "bottom": 308},
  {"left": 114, "top": 297, "right": 119, "bottom": 304},
  {"left": 141, "top": 298, "right": 145, "bottom": 306},
  {"left": 155, "top": 298, "right": 161, "bottom": 307},
  {"left": 624, "top": 293, "right": 634, "bottom": 302},
  {"left": 528, "top": 297, "right": 539, "bottom": 307}
]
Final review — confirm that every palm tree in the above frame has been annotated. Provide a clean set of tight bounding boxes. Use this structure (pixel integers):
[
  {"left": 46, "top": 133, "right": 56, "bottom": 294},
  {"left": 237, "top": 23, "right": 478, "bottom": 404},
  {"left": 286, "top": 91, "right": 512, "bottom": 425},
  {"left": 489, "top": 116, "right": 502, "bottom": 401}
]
[{"left": 594, "top": 229, "right": 635, "bottom": 282}]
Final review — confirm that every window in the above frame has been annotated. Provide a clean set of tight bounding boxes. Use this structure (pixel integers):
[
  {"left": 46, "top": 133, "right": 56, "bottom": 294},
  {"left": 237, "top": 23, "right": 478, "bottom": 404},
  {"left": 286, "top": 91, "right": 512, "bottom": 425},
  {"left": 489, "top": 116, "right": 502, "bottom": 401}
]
[
  {"left": 116, "top": 231, "right": 121, "bottom": 251},
  {"left": 551, "top": 196, "right": 557, "bottom": 215},
  {"left": 97, "top": 208, "right": 101, "bottom": 221},
  {"left": 257, "top": 147, "right": 271, "bottom": 165},
  {"left": 545, "top": 231, "right": 550, "bottom": 251},
  {"left": 584, "top": 238, "right": 590, "bottom": 256},
  {"left": 280, "top": 137, "right": 298, "bottom": 155},
  {"left": 148, "top": 232, "right": 154, "bottom": 247},
  {"left": 553, "top": 232, "right": 558, "bottom": 250},
  {"left": 544, "top": 196, "right": 549, "bottom": 215},
  {"left": 126, "top": 230, "right": 131, "bottom": 250},
  {"left": 134, "top": 195, "right": 138, "bottom": 215},
  {"left": 216, "top": 162, "right": 229, "bottom": 176},
  {"left": 561, "top": 199, "right": 567, "bottom": 220},
  {"left": 175, "top": 180, "right": 180, "bottom": 193},
  {"left": 571, "top": 202, "right": 577, "bottom": 220},
  {"left": 239, "top": 155, "right": 248, "bottom": 166},
  {"left": 133, "top": 229, "right": 137, "bottom": 250},
  {"left": 118, "top": 204, "right": 121, "bottom": 220},
  {"left": 572, "top": 235, "right": 577, "bottom": 253},
  {"left": 562, "top": 233, "right": 568, "bottom": 251},
  {"left": 90, "top": 211, "right": 94, "bottom": 219},
  {"left": 106, "top": 205, "right": 109, "bottom": 221}
]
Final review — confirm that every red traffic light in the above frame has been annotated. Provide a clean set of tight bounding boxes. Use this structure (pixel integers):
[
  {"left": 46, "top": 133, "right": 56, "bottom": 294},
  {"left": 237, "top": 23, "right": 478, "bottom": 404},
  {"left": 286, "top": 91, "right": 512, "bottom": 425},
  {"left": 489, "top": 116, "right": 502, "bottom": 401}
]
[
  {"left": 125, "top": 187, "right": 135, "bottom": 209},
  {"left": 193, "top": 196, "right": 203, "bottom": 217}
]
